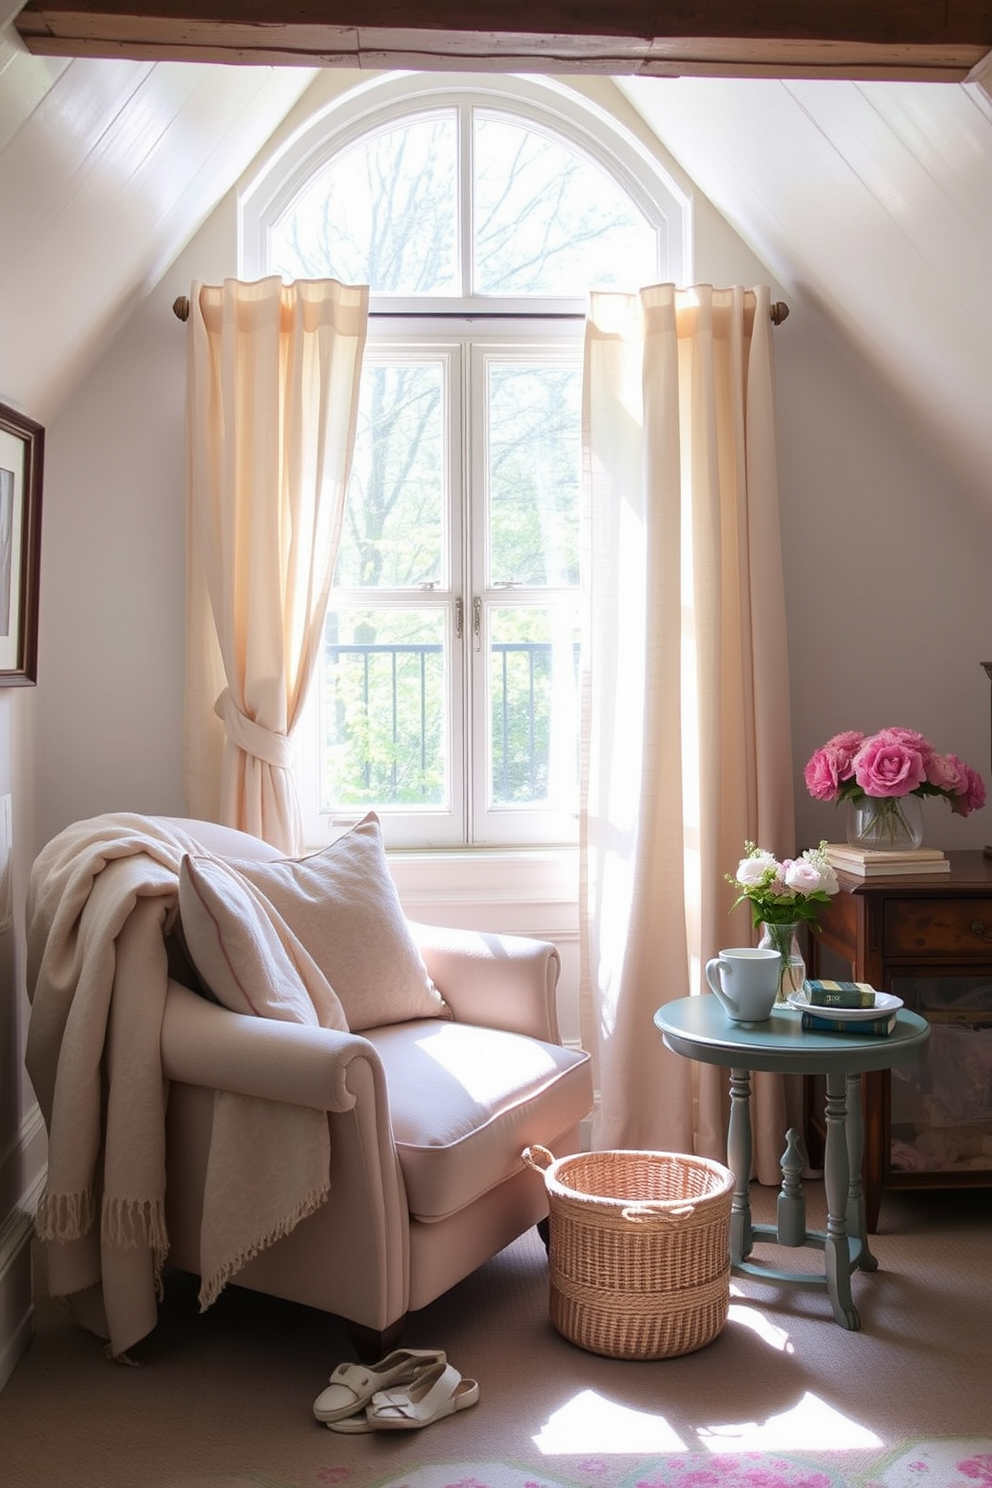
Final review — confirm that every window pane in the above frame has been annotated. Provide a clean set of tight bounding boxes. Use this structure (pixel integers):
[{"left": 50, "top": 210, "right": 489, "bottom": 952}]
[
  {"left": 336, "top": 360, "right": 445, "bottom": 588},
  {"left": 321, "top": 609, "right": 447, "bottom": 810},
  {"left": 473, "top": 112, "right": 657, "bottom": 295},
  {"left": 269, "top": 114, "right": 459, "bottom": 292},
  {"left": 487, "top": 361, "right": 581, "bottom": 586},
  {"left": 489, "top": 606, "right": 580, "bottom": 809}
]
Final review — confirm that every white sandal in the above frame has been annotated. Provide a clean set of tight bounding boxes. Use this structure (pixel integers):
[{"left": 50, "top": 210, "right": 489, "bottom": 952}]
[
  {"left": 367, "top": 1359, "right": 479, "bottom": 1431},
  {"left": 313, "top": 1347, "right": 445, "bottom": 1424}
]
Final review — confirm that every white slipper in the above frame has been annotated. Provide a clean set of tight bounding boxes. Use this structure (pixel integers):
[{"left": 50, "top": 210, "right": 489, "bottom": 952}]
[
  {"left": 367, "top": 1359, "right": 480, "bottom": 1431},
  {"left": 313, "top": 1348, "right": 445, "bottom": 1424}
]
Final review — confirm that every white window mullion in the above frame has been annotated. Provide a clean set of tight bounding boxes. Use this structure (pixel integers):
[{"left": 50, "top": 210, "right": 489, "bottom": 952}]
[
  {"left": 449, "top": 341, "right": 470, "bottom": 846},
  {"left": 467, "top": 340, "right": 490, "bottom": 845},
  {"left": 459, "top": 101, "right": 474, "bottom": 297}
]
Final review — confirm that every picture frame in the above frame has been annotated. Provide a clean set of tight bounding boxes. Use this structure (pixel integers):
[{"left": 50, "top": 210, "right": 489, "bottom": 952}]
[{"left": 0, "top": 400, "right": 43, "bottom": 686}]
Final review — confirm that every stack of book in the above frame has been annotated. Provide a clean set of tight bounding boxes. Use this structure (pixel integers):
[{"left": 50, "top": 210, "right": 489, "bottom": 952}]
[
  {"left": 824, "top": 843, "right": 949, "bottom": 877},
  {"left": 800, "top": 979, "right": 897, "bottom": 1036}
]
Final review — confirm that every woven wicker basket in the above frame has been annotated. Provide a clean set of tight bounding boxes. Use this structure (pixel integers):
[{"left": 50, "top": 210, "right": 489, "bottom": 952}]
[{"left": 523, "top": 1146, "right": 735, "bottom": 1360}]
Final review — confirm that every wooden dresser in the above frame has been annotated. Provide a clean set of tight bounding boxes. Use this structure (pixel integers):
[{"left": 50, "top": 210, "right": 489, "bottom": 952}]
[{"left": 808, "top": 850, "right": 992, "bottom": 1230}]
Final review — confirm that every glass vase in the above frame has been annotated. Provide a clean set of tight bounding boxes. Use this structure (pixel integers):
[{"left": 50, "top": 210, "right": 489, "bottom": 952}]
[
  {"left": 758, "top": 920, "right": 806, "bottom": 1005},
  {"left": 845, "top": 794, "right": 924, "bottom": 852}
]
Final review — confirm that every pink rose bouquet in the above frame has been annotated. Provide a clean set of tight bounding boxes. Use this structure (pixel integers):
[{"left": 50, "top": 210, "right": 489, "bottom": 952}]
[{"left": 804, "top": 727, "right": 986, "bottom": 817}]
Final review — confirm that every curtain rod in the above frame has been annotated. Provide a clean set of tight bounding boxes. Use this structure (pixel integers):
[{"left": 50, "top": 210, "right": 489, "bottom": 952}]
[{"left": 171, "top": 296, "right": 790, "bottom": 325}]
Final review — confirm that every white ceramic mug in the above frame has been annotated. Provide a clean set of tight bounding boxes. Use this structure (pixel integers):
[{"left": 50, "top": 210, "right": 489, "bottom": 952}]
[{"left": 705, "top": 947, "right": 781, "bottom": 1023}]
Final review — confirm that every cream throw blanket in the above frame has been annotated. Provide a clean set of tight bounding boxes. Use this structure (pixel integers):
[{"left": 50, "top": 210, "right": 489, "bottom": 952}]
[{"left": 25, "top": 813, "right": 331, "bottom": 1358}]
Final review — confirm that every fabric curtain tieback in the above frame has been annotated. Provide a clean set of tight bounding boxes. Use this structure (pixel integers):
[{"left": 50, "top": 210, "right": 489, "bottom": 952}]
[{"left": 214, "top": 689, "right": 293, "bottom": 770}]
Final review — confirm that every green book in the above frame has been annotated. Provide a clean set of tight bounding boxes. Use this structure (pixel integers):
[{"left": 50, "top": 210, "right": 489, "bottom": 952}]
[
  {"left": 801, "top": 1011, "right": 896, "bottom": 1037},
  {"left": 805, "top": 979, "right": 876, "bottom": 1008}
]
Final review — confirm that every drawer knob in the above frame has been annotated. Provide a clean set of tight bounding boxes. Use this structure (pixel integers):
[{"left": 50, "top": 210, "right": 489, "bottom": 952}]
[{"left": 970, "top": 919, "right": 992, "bottom": 942}]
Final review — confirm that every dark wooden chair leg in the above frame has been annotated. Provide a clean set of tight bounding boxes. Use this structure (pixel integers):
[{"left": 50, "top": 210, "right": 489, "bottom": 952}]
[{"left": 346, "top": 1315, "right": 407, "bottom": 1363}]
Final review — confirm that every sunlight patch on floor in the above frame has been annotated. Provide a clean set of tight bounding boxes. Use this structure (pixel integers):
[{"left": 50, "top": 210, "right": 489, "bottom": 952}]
[
  {"left": 532, "top": 1389, "right": 687, "bottom": 1454},
  {"left": 697, "top": 1389, "right": 883, "bottom": 1453},
  {"left": 532, "top": 1380, "right": 882, "bottom": 1458},
  {"left": 727, "top": 1300, "right": 794, "bottom": 1350}
]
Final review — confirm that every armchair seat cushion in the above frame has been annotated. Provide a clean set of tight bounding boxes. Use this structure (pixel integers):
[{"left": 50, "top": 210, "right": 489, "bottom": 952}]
[{"left": 365, "top": 1020, "right": 589, "bottom": 1221}]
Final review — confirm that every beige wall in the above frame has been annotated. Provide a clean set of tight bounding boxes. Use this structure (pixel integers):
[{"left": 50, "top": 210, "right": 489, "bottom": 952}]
[{"left": 777, "top": 304, "right": 992, "bottom": 855}]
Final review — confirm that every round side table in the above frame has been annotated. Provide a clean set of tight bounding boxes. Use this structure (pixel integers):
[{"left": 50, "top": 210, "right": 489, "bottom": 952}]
[{"left": 654, "top": 996, "right": 930, "bottom": 1329}]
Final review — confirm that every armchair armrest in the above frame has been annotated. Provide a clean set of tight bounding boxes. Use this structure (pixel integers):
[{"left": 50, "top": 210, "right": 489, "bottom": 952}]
[
  {"left": 161, "top": 982, "right": 409, "bottom": 1335},
  {"left": 407, "top": 922, "right": 561, "bottom": 1043},
  {"left": 161, "top": 982, "right": 384, "bottom": 1112}
]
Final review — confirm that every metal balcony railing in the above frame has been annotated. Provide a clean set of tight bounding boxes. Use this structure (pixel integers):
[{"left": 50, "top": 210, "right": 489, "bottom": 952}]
[{"left": 326, "top": 639, "right": 561, "bottom": 802}]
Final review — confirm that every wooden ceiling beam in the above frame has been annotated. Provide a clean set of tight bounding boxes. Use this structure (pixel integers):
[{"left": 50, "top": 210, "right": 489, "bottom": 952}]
[{"left": 13, "top": 2, "right": 992, "bottom": 80}]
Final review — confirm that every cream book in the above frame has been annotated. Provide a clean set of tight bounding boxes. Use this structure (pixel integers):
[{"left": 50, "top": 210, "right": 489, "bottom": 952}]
[
  {"left": 825, "top": 843, "right": 946, "bottom": 862},
  {"left": 826, "top": 851, "right": 951, "bottom": 868},
  {"left": 825, "top": 844, "right": 949, "bottom": 877}
]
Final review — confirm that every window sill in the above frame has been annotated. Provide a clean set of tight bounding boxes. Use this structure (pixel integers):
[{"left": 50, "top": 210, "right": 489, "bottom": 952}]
[{"left": 386, "top": 843, "right": 578, "bottom": 907}]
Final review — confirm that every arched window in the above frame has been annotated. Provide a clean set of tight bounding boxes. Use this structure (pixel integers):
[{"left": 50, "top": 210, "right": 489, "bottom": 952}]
[{"left": 242, "top": 74, "right": 689, "bottom": 848}]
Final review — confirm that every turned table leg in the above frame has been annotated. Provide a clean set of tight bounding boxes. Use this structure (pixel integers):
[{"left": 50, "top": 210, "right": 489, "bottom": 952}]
[
  {"left": 823, "top": 1069, "right": 860, "bottom": 1329},
  {"left": 728, "top": 1067, "right": 753, "bottom": 1264},
  {"left": 845, "top": 1071, "right": 877, "bottom": 1272}
]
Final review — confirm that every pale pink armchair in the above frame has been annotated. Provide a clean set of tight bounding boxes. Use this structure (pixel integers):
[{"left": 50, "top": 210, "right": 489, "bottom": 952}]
[{"left": 157, "top": 817, "right": 593, "bottom": 1359}]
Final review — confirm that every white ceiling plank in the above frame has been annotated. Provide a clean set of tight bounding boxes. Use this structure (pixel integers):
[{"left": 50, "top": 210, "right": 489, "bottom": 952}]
[
  {"left": 123, "top": 63, "right": 319, "bottom": 275},
  {"left": 863, "top": 81, "right": 992, "bottom": 248},
  {"left": 617, "top": 74, "right": 992, "bottom": 497},
  {"left": 0, "top": 56, "right": 152, "bottom": 272},
  {"left": 0, "top": 32, "right": 68, "bottom": 154},
  {"left": 785, "top": 80, "right": 992, "bottom": 259},
  {"left": 0, "top": 57, "right": 315, "bottom": 417},
  {"left": 773, "top": 82, "right": 992, "bottom": 386},
  {"left": 618, "top": 78, "right": 836, "bottom": 285}
]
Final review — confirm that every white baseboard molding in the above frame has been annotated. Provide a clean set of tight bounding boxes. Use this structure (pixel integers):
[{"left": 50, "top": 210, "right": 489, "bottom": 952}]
[
  {"left": 0, "top": 1106, "right": 46, "bottom": 1395},
  {"left": 0, "top": 1202, "right": 37, "bottom": 1393}
]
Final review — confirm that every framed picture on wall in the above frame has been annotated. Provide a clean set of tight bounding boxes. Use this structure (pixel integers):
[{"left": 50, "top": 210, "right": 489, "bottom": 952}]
[{"left": 0, "top": 400, "right": 43, "bottom": 686}]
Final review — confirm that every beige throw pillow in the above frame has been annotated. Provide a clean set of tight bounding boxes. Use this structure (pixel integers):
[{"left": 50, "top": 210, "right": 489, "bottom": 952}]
[
  {"left": 232, "top": 812, "right": 447, "bottom": 1032},
  {"left": 178, "top": 853, "right": 349, "bottom": 1031}
]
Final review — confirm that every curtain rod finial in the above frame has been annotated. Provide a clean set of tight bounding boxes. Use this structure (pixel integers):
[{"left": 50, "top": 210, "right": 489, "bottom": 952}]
[
  {"left": 770, "top": 301, "right": 789, "bottom": 325},
  {"left": 173, "top": 295, "right": 190, "bottom": 322}
]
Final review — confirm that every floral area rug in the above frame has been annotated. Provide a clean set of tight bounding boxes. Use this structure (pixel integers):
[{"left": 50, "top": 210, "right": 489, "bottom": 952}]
[{"left": 172, "top": 1440, "right": 992, "bottom": 1488}]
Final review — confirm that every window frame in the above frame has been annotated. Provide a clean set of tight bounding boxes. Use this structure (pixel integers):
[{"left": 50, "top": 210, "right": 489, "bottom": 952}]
[
  {"left": 240, "top": 72, "right": 691, "bottom": 293},
  {"left": 295, "top": 316, "right": 585, "bottom": 850},
  {"left": 241, "top": 73, "right": 690, "bottom": 850}
]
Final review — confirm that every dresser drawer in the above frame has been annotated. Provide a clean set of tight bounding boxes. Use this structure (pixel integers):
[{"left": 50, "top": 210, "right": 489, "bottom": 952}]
[{"left": 884, "top": 899, "right": 992, "bottom": 958}]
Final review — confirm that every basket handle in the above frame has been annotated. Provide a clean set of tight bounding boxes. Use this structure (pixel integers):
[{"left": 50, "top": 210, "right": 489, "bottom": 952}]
[
  {"left": 521, "top": 1144, "right": 555, "bottom": 1173},
  {"left": 621, "top": 1202, "right": 696, "bottom": 1224}
]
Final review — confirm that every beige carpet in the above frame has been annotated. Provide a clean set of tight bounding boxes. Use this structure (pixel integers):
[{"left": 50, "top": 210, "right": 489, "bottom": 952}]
[{"left": 1, "top": 1182, "right": 990, "bottom": 1488}]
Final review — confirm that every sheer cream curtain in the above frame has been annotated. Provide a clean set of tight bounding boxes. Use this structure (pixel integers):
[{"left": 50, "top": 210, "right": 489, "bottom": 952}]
[
  {"left": 580, "top": 283, "right": 796, "bottom": 1181},
  {"left": 184, "top": 276, "right": 368, "bottom": 853}
]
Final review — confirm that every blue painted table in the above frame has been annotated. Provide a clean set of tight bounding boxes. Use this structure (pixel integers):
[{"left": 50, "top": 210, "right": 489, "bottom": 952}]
[{"left": 654, "top": 995, "right": 930, "bottom": 1329}]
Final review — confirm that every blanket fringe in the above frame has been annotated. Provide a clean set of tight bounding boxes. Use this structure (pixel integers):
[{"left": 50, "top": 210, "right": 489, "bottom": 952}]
[
  {"left": 36, "top": 1188, "right": 97, "bottom": 1243},
  {"left": 103, "top": 1196, "right": 170, "bottom": 1255},
  {"left": 36, "top": 1193, "right": 170, "bottom": 1257},
  {"left": 197, "top": 1182, "right": 331, "bottom": 1313}
]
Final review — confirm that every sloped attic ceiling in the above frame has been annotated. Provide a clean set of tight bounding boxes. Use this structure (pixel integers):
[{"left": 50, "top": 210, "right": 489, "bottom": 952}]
[
  {"left": 0, "top": 6, "right": 316, "bottom": 420},
  {"left": 617, "top": 72, "right": 992, "bottom": 503},
  {"left": 1, "top": 1, "right": 991, "bottom": 510}
]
